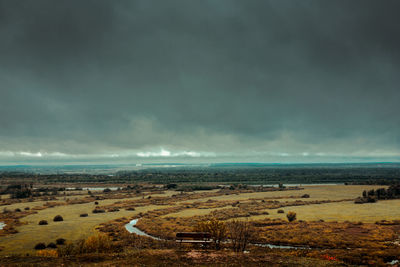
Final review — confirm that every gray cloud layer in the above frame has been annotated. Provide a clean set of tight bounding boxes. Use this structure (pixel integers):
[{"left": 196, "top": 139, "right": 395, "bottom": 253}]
[{"left": 0, "top": 1, "right": 399, "bottom": 163}]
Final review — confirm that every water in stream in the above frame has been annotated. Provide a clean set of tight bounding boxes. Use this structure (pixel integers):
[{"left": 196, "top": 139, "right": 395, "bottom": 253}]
[{"left": 124, "top": 219, "right": 161, "bottom": 240}]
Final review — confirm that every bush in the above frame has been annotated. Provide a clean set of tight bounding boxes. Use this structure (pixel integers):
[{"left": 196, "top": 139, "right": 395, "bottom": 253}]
[
  {"left": 53, "top": 215, "right": 63, "bottom": 222},
  {"left": 94, "top": 201, "right": 99, "bottom": 205},
  {"left": 38, "top": 220, "right": 48, "bottom": 225},
  {"left": 227, "top": 219, "right": 254, "bottom": 252},
  {"left": 107, "top": 208, "right": 119, "bottom": 212},
  {"left": 286, "top": 211, "right": 297, "bottom": 222},
  {"left": 80, "top": 213, "right": 88, "bottom": 217},
  {"left": 103, "top": 188, "right": 111, "bottom": 193},
  {"left": 83, "top": 234, "right": 112, "bottom": 253},
  {"left": 47, "top": 242, "right": 57, "bottom": 248},
  {"left": 34, "top": 243, "right": 46, "bottom": 250},
  {"left": 11, "top": 188, "right": 32, "bottom": 199},
  {"left": 195, "top": 218, "right": 227, "bottom": 250},
  {"left": 57, "top": 234, "right": 115, "bottom": 256},
  {"left": 367, "top": 196, "right": 377, "bottom": 203},
  {"left": 14, "top": 208, "right": 21, "bottom": 212},
  {"left": 57, "top": 242, "right": 75, "bottom": 257},
  {"left": 24, "top": 207, "right": 30, "bottom": 210},
  {"left": 277, "top": 209, "right": 284, "bottom": 214},
  {"left": 92, "top": 208, "right": 105, "bottom": 213},
  {"left": 56, "top": 238, "right": 66, "bottom": 245},
  {"left": 354, "top": 197, "right": 365, "bottom": 204},
  {"left": 37, "top": 249, "right": 58, "bottom": 257},
  {"left": 301, "top": 194, "right": 310, "bottom": 198}
]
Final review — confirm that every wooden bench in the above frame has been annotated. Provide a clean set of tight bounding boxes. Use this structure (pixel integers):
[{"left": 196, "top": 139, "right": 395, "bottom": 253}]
[{"left": 176, "top": 232, "right": 212, "bottom": 245}]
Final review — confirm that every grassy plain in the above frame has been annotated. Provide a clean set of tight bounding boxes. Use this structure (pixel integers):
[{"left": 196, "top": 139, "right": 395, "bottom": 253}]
[
  {"left": 1, "top": 184, "right": 400, "bottom": 266},
  {"left": 183, "top": 185, "right": 385, "bottom": 202},
  {"left": 171, "top": 185, "right": 393, "bottom": 221},
  {"left": 246, "top": 199, "right": 400, "bottom": 222},
  {"left": 0, "top": 198, "right": 169, "bottom": 255}
]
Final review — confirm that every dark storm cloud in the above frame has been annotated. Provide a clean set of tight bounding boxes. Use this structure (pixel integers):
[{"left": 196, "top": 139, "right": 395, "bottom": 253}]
[{"left": 0, "top": 0, "right": 399, "bottom": 162}]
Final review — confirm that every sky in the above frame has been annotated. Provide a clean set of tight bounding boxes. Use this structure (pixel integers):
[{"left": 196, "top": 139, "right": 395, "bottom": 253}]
[{"left": 0, "top": 0, "right": 399, "bottom": 164}]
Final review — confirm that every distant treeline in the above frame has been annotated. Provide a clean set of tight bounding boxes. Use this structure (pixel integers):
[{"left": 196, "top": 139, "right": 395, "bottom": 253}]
[
  {"left": 347, "top": 179, "right": 399, "bottom": 185},
  {"left": 1, "top": 166, "right": 400, "bottom": 185}
]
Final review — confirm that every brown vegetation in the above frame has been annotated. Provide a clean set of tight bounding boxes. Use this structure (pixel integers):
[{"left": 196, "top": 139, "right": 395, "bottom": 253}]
[
  {"left": 194, "top": 218, "right": 227, "bottom": 250},
  {"left": 227, "top": 219, "right": 253, "bottom": 252},
  {"left": 53, "top": 215, "right": 63, "bottom": 222},
  {"left": 286, "top": 211, "right": 297, "bottom": 222}
]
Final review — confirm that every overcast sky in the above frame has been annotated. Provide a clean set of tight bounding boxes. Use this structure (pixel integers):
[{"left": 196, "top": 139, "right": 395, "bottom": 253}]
[{"left": 0, "top": 0, "right": 399, "bottom": 164}]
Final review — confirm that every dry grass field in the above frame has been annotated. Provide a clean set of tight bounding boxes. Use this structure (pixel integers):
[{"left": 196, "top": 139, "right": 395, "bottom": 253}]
[
  {"left": 245, "top": 199, "right": 400, "bottom": 222},
  {"left": 0, "top": 199, "right": 167, "bottom": 255},
  {"left": 1, "top": 184, "right": 399, "bottom": 265},
  {"left": 183, "top": 185, "right": 386, "bottom": 202},
  {"left": 169, "top": 185, "right": 396, "bottom": 221}
]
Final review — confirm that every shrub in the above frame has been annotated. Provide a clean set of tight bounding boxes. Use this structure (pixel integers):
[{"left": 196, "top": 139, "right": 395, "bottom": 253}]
[
  {"left": 24, "top": 207, "right": 30, "bottom": 210},
  {"left": 354, "top": 197, "right": 365, "bottom": 204},
  {"left": 53, "top": 215, "right": 63, "bottom": 222},
  {"left": 57, "top": 242, "right": 75, "bottom": 257},
  {"left": 38, "top": 220, "right": 48, "bottom": 225},
  {"left": 286, "top": 211, "right": 297, "bottom": 222},
  {"left": 47, "top": 242, "right": 57, "bottom": 248},
  {"left": 195, "top": 218, "right": 227, "bottom": 250},
  {"left": 56, "top": 234, "right": 116, "bottom": 256},
  {"left": 166, "top": 183, "right": 177, "bottom": 189},
  {"left": 301, "top": 194, "right": 310, "bottom": 198},
  {"left": 11, "top": 188, "right": 32, "bottom": 199},
  {"left": 94, "top": 201, "right": 99, "bottom": 205},
  {"left": 227, "top": 219, "right": 254, "bottom": 252},
  {"left": 107, "top": 208, "right": 119, "bottom": 212},
  {"left": 83, "top": 233, "right": 112, "bottom": 253},
  {"left": 277, "top": 209, "right": 284, "bottom": 214},
  {"left": 125, "top": 207, "right": 135, "bottom": 211},
  {"left": 103, "top": 188, "right": 111, "bottom": 193},
  {"left": 80, "top": 213, "right": 88, "bottom": 217},
  {"left": 34, "top": 243, "right": 46, "bottom": 250},
  {"left": 56, "top": 238, "right": 66, "bottom": 245},
  {"left": 93, "top": 208, "right": 105, "bottom": 213},
  {"left": 37, "top": 249, "right": 58, "bottom": 257},
  {"left": 14, "top": 208, "right": 21, "bottom": 212}
]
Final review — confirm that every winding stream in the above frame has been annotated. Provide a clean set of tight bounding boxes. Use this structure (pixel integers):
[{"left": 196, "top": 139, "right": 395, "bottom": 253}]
[
  {"left": 125, "top": 219, "right": 161, "bottom": 240},
  {"left": 124, "top": 219, "right": 309, "bottom": 249},
  {"left": 0, "top": 222, "right": 6, "bottom": 230}
]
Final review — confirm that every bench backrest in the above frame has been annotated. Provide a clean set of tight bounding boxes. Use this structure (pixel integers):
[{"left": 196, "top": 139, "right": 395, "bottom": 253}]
[{"left": 176, "top": 232, "right": 211, "bottom": 239}]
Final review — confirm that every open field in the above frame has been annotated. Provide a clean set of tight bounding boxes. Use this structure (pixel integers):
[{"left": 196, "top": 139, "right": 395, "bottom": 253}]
[
  {"left": 182, "top": 185, "right": 386, "bottom": 202},
  {"left": 168, "top": 185, "right": 398, "bottom": 222},
  {"left": 0, "top": 200, "right": 168, "bottom": 255},
  {"left": 1, "top": 183, "right": 400, "bottom": 266},
  {"left": 245, "top": 199, "right": 400, "bottom": 222},
  {"left": 169, "top": 199, "right": 400, "bottom": 223}
]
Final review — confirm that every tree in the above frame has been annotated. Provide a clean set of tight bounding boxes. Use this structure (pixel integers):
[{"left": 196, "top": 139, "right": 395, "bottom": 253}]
[
  {"left": 362, "top": 190, "right": 367, "bottom": 198},
  {"left": 195, "top": 218, "right": 227, "bottom": 250},
  {"left": 227, "top": 219, "right": 254, "bottom": 252}
]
